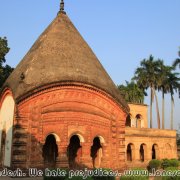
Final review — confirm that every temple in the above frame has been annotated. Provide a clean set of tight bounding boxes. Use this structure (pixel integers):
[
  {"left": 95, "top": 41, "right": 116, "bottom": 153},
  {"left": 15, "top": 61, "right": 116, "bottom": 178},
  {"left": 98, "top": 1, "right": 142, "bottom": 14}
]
[{"left": 0, "top": 2, "right": 177, "bottom": 171}]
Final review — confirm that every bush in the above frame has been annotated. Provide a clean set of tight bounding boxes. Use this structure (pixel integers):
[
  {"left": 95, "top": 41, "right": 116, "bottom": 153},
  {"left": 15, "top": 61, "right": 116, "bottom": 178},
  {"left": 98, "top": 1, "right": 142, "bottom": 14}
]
[
  {"left": 161, "top": 167, "right": 180, "bottom": 180},
  {"left": 148, "top": 159, "right": 161, "bottom": 172},
  {"left": 161, "top": 159, "right": 171, "bottom": 169},
  {"left": 169, "top": 159, "right": 179, "bottom": 167},
  {"left": 161, "top": 159, "right": 179, "bottom": 169}
]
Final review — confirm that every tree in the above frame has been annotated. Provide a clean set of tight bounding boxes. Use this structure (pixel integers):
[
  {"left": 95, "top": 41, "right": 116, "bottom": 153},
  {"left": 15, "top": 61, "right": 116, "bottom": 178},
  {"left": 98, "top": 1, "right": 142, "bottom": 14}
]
[
  {"left": 166, "top": 71, "right": 180, "bottom": 130},
  {"left": 117, "top": 81, "right": 146, "bottom": 104},
  {"left": 0, "top": 37, "right": 10, "bottom": 64},
  {"left": 173, "top": 59, "right": 180, "bottom": 69},
  {"left": 0, "top": 37, "right": 13, "bottom": 89},
  {"left": 133, "top": 55, "right": 161, "bottom": 129},
  {"left": 158, "top": 62, "right": 172, "bottom": 129},
  {"left": 173, "top": 48, "right": 180, "bottom": 69}
]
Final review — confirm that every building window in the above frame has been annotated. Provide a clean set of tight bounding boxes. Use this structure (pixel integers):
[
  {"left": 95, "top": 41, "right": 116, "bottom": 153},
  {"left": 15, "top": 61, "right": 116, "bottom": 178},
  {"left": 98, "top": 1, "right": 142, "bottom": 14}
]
[
  {"left": 140, "top": 144, "right": 147, "bottom": 162},
  {"left": 127, "top": 143, "right": 134, "bottom": 161},
  {"left": 125, "top": 115, "right": 131, "bottom": 127},
  {"left": 136, "top": 114, "right": 142, "bottom": 128}
]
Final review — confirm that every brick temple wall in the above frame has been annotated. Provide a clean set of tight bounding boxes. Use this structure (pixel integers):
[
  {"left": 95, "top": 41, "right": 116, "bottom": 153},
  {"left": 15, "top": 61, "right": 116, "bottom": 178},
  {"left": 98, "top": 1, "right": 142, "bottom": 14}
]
[{"left": 12, "top": 84, "right": 127, "bottom": 170}]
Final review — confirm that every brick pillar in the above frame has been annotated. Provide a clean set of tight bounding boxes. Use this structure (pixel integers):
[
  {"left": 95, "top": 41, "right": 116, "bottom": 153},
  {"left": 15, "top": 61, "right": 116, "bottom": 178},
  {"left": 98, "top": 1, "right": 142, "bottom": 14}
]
[
  {"left": 58, "top": 142, "right": 69, "bottom": 168},
  {"left": 134, "top": 147, "right": 140, "bottom": 162},
  {"left": 101, "top": 144, "right": 110, "bottom": 168},
  {"left": 81, "top": 142, "right": 92, "bottom": 168},
  {"left": 37, "top": 142, "right": 44, "bottom": 168},
  {"left": 146, "top": 145, "right": 152, "bottom": 161}
]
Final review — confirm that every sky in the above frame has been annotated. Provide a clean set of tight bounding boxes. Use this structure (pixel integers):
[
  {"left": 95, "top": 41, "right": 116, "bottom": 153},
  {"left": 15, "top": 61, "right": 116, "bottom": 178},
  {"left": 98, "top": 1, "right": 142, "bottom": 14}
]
[{"left": 0, "top": 0, "right": 179, "bottom": 130}]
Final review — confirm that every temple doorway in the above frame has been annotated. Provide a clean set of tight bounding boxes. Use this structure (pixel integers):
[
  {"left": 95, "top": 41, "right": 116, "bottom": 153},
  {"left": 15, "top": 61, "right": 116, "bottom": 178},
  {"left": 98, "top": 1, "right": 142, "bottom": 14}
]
[
  {"left": 140, "top": 144, "right": 145, "bottom": 162},
  {"left": 91, "top": 137, "right": 102, "bottom": 168},
  {"left": 42, "top": 134, "right": 58, "bottom": 168},
  {"left": 67, "top": 135, "right": 82, "bottom": 169},
  {"left": 127, "top": 144, "right": 133, "bottom": 161},
  {"left": 152, "top": 144, "right": 158, "bottom": 159}
]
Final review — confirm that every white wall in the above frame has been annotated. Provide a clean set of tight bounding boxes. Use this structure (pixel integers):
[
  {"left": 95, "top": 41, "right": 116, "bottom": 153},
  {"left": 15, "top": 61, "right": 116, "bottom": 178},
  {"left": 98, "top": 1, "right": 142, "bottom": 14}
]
[{"left": 0, "top": 95, "right": 15, "bottom": 167}]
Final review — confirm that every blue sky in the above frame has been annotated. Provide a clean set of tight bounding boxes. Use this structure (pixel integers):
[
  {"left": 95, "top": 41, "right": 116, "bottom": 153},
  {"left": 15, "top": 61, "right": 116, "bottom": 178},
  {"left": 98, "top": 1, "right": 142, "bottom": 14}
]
[{"left": 0, "top": 0, "right": 179, "bottom": 130}]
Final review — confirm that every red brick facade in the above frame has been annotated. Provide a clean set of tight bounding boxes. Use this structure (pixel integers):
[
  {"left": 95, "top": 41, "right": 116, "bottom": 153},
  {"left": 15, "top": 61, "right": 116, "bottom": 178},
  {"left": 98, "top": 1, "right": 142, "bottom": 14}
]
[{"left": 12, "top": 84, "right": 127, "bottom": 170}]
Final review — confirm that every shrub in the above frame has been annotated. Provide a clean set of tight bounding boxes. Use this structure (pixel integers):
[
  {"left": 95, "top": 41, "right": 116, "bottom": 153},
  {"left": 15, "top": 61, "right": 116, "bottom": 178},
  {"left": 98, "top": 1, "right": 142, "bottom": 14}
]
[
  {"left": 169, "top": 159, "right": 179, "bottom": 167},
  {"left": 161, "top": 167, "right": 180, "bottom": 180},
  {"left": 161, "top": 159, "right": 171, "bottom": 169},
  {"left": 161, "top": 159, "right": 179, "bottom": 169},
  {"left": 148, "top": 159, "right": 161, "bottom": 172}
]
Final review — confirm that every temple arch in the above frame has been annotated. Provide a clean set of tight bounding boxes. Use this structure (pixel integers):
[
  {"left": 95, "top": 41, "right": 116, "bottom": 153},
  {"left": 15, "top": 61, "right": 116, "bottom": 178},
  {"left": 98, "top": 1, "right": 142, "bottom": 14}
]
[
  {"left": 136, "top": 114, "right": 143, "bottom": 128},
  {"left": 45, "top": 133, "right": 60, "bottom": 142},
  {"left": 139, "top": 143, "right": 147, "bottom": 162},
  {"left": 91, "top": 136, "right": 103, "bottom": 168},
  {"left": 0, "top": 93, "right": 15, "bottom": 167},
  {"left": 152, "top": 144, "right": 159, "bottom": 159},
  {"left": 127, "top": 143, "right": 135, "bottom": 161},
  {"left": 42, "top": 134, "right": 58, "bottom": 168},
  {"left": 67, "top": 135, "right": 82, "bottom": 169},
  {"left": 125, "top": 114, "right": 131, "bottom": 127}
]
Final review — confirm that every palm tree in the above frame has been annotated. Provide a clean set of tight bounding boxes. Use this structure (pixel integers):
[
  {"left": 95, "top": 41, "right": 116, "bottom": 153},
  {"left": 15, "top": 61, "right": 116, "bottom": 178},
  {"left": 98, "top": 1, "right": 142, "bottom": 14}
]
[
  {"left": 173, "top": 59, "right": 180, "bottom": 69},
  {"left": 166, "top": 71, "right": 180, "bottom": 129},
  {"left": 158, "top": 62, "right": 172, "bottom": 129},
  {"left": 173, "top": 48, "right": 180, "bottom": 69},
  {"left": 133, "top": 55, "right": 161, "bottom": 129},
  {"left": 118, "top": 81, "right": 145, "bottom": 104}
]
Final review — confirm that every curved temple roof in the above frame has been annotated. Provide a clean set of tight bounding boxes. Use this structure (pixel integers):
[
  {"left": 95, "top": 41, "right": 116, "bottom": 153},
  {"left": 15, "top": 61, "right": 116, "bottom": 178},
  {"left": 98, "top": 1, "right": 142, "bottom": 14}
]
[{"left": 3, "top": 12, "right": 129, "bottom": 112}]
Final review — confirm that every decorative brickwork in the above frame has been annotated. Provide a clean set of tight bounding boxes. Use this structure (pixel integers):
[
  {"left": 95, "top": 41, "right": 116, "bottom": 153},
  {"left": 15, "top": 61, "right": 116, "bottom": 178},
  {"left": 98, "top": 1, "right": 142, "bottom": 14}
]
[{"left": 11, "top": 84, "right": 126, "bottom": 170}]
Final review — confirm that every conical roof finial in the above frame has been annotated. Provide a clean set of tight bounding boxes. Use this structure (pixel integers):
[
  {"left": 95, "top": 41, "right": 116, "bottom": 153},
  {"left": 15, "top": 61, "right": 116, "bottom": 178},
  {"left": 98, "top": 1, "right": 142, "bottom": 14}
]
[{"left": 59, "top": 0, "right": 66, "bottom": 14}]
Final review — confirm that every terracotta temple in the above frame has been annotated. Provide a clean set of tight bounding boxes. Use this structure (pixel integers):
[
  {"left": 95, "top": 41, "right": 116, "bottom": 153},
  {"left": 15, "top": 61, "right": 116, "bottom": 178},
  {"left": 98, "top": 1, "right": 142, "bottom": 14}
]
[{"left": 0, "top": 1, "right": 177, "bottom": 171}]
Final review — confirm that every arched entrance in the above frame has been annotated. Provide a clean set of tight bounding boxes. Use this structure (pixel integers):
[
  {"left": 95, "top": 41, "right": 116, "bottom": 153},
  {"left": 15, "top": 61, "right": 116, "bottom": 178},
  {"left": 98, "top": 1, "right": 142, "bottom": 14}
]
[
  {"left": 0, "top": 94, "right": 15, "bottom": 167},
  {"left": 136, "top": 114, "right": 142, "bottom": 128},
  {"left": 125, "top": 114, "right": 131, "bottom": 127},
  {"left": 67, "top": 135, "right": 82, "bottom": 169},
  {"left": 127, "top": 143, "right": 134, "bottom": 161},
  {"left": 152, "top": 144, "right": 158, "bottom": 159},
  {"left": 42, "top": 134, "right": 58, "bottom": 168},
  {"left": 91, "top": 137, "right": 103, "bottom": 168},
  {"left": 140, "top": 144, "right": 146, "bottom": 162}
]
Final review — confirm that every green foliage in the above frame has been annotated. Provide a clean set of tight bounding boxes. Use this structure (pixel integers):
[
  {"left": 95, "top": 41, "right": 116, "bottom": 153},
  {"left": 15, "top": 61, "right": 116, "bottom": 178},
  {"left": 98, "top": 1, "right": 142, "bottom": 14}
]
[
  {"left": 0, "top": 37, "right": 10, "bottom": 65},
  {"left": 169, "top": 159, "right": 179, "bottom": 167},
  {"left": 161, "top": 159, "right": 171, "bottom": 169},
  {"left": 117, "top": 81, "right": 146, "bottom": 104},
  {"left": 148, "top": 159, "right": 161, "bottom": 171},
  {"left": 161, "top": 167, "right": 180, "bottom": 180},
  {"left": 0, "top": 64, "right": 14, "bottom": 88},
  {"left": 0, "top": 37, "right": 13, "bottom": 89}
]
